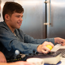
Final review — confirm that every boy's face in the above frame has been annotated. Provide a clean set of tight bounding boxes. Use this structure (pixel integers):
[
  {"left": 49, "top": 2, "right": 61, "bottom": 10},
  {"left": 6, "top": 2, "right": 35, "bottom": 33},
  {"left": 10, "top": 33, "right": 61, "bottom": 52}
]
[{"left": 6, "top": 12, "right": 23, "bottom": 30}]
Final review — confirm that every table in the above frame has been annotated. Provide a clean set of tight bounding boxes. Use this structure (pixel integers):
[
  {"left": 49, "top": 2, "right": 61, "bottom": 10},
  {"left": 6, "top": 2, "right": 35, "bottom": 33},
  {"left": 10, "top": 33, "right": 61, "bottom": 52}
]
[
  {"left": 44, "top": 57, "right": 65, "bottom": 65},
  {"left": 58, "top": 58, "right": 65, "bottom": 65}
]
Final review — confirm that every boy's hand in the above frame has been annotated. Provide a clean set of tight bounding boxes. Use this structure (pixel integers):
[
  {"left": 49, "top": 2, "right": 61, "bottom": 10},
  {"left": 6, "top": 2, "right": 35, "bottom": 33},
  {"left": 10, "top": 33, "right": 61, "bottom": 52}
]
[
  {"left": 37, "top": 41, "right": 54, "bottom": 54},
  {"left": 54, "top": 37, "right": 65, "bottom": 46}
]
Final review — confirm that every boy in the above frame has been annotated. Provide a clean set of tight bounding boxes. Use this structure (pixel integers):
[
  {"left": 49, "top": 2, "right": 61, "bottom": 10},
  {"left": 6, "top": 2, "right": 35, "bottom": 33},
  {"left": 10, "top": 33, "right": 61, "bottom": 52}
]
[{"left": 0, "top": 2, "right": 65, "bottom": 59}]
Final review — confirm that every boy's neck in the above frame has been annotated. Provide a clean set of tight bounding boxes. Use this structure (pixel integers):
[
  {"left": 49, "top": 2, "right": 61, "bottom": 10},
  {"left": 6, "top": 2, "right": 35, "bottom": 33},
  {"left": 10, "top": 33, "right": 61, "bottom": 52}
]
[{"left": 5, "top": 21, "right": 15, "bottom": 33}]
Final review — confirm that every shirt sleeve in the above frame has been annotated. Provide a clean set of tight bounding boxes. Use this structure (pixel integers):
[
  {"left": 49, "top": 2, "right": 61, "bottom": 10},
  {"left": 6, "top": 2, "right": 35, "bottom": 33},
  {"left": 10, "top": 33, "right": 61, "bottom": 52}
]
[
  {"left": 0, "top": 27, "right": 55, "bottom": 56},
  {"left": 24, "top": 33, "right": 55, "bottom": 45},
  {"left": 0, "top": 27, "right": 39, "bottom": 55}
]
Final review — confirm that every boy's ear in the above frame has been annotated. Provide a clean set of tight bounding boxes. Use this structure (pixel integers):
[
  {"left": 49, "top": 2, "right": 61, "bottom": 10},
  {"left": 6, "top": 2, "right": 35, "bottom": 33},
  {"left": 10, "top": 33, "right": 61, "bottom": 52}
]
[{"left": 5, "top": 14, "right": 10, "bottom": 20}]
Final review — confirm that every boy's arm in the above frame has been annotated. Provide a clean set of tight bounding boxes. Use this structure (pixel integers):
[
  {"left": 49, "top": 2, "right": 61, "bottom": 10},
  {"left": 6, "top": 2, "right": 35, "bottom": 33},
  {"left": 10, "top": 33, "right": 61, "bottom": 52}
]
[
  {"left": 0, "top": 61, "right": 34, "bottom": 65},
  {"left": 0, "top": 51, "right": 7, "bottom": 63}
]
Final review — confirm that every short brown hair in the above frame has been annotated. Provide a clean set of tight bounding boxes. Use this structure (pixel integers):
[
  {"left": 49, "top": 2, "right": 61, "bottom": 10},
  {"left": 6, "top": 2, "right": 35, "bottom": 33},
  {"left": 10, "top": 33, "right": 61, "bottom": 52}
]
[{"left": 2, "top": 2, "right": 24, "bottom": 20}]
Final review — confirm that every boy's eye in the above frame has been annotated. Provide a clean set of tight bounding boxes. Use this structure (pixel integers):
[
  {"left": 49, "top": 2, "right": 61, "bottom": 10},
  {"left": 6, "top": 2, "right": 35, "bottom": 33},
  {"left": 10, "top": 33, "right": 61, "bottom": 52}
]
[{"left": 16, "top": 16, "right": 20, "bottom": 17}]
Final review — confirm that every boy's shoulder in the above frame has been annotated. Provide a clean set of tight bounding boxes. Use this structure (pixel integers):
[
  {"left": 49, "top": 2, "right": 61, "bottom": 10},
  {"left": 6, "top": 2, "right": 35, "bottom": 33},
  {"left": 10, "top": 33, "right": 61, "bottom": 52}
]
[{"left": 0, "top": 21, "right": 5, "bottom": 26}]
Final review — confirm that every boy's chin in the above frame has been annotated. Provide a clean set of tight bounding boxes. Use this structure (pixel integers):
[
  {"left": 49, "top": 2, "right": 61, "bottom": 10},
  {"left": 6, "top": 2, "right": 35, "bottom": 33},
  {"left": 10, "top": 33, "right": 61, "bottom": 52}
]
[{"left": 17, "top": 27, "right": 20, "bottom": 29}]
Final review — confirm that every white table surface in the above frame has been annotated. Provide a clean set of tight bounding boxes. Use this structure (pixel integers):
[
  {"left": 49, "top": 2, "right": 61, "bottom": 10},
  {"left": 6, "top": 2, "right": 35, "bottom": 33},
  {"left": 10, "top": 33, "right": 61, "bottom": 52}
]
[{"left": 59, "top": 57, "right": 65, "bottom": 65}]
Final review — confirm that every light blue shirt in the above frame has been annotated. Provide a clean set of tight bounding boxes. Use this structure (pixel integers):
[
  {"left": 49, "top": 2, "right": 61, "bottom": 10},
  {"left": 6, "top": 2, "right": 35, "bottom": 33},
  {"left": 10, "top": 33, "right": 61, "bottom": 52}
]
[{"left": 0, "top": 22, "right": 55, "bottom": 59}]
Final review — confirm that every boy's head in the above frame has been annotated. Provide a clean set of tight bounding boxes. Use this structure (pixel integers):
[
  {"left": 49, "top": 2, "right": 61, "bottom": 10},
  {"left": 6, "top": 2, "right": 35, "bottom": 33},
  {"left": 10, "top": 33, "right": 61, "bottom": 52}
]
[{"left": 2, "top": 2, "right": 24, "bottom": 21}]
